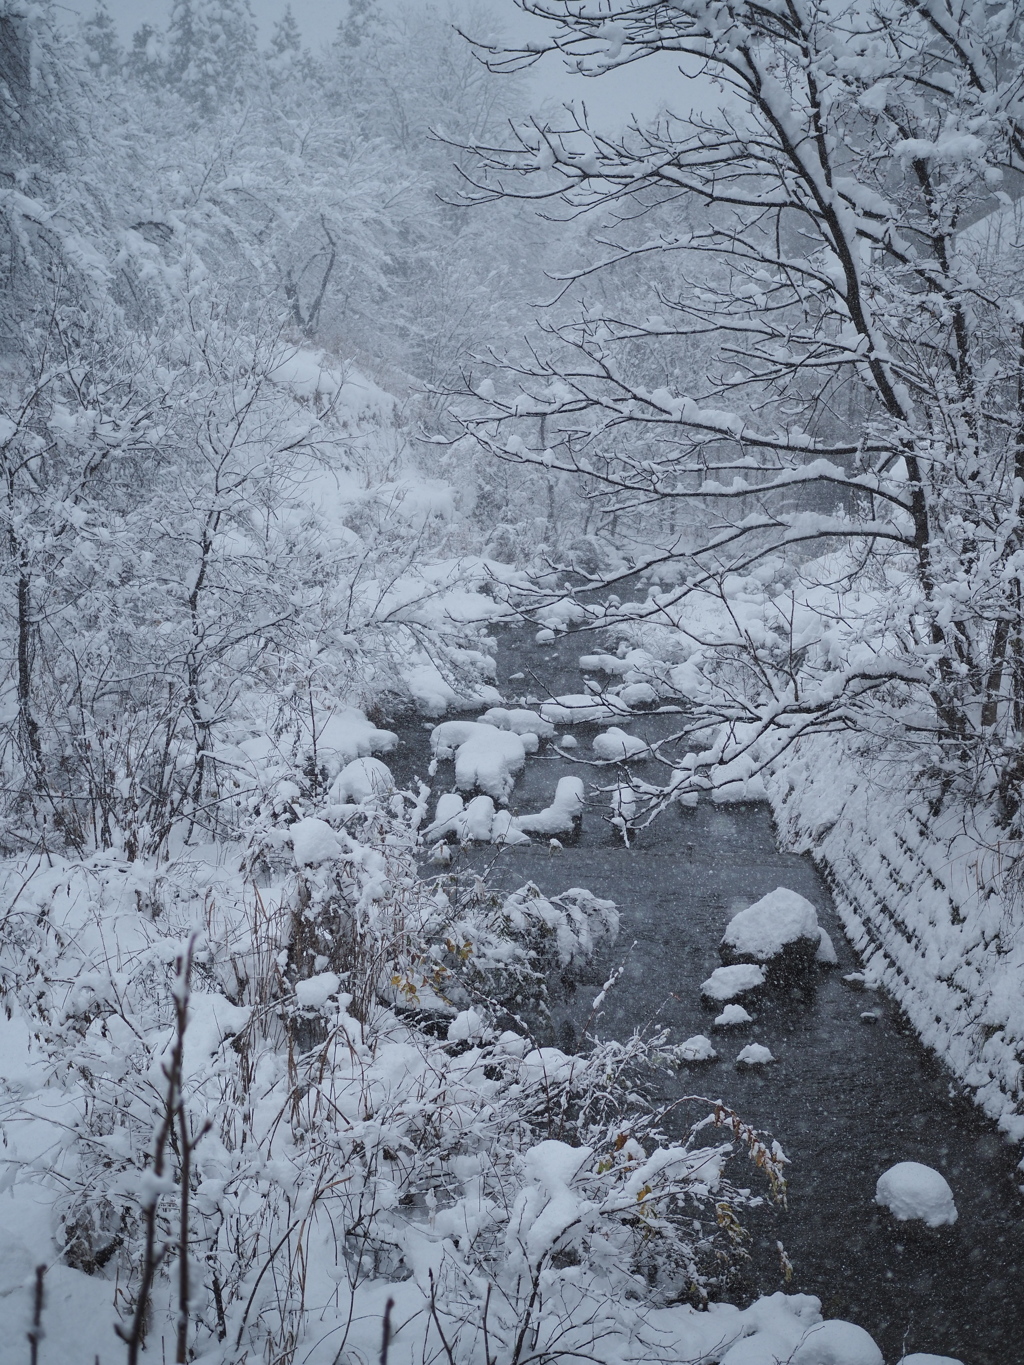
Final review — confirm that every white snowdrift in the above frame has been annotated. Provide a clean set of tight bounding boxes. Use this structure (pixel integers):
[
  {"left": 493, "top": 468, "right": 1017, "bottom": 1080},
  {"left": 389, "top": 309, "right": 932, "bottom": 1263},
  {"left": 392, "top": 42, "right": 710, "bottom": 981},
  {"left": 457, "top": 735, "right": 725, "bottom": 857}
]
[
  {"left": 291, "top": 817, "right": 346, "bottom": 866},
  {"left": 514, "top": 776, "right": 586, "bottom": 837},
  {"left": 481, "top": 706, "right": 556, "bottom": 738},
  {"left": 721, "top": 888, "right": 820, "bottom": 963},
  {"left": 790, "top": 1319, "right": 885, "bottom": 1365},
  {"left": 329, "top": 756, "right": 394, "bottom": 803},
  {"left": 673, "top": 1034, "right": 718, "bottom": 1063},
  {"left": 875, "top": 1162, "right": 958, "bottom": 1227},
  {"left": 593, "top": 726, "right": 648, "bottom": 761},
  {"left": 430, "top": 720, "right": 529, "bottom": 802},
  {"left": 736, "top": 1043, "right": 775, "bottom": 1066},
  {"left": 540, "top": 693, "right": 632, "bottom": 725},
  {"left": 701, "top": 963, "right": 767, "bottom": 1001}
]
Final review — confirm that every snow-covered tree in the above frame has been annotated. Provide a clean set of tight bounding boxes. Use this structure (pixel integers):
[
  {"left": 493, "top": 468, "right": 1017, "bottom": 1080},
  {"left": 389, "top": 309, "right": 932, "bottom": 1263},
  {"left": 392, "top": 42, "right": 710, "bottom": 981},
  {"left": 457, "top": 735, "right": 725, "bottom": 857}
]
[
  {"left": 457, "top": 0, "right": 1024, "bottom": 820},
  {"left": 167, "top": 0, "right": 256, "bottom": 113},
  {"left": 81, "top": 0, "right": 120, "bottom": 77}
]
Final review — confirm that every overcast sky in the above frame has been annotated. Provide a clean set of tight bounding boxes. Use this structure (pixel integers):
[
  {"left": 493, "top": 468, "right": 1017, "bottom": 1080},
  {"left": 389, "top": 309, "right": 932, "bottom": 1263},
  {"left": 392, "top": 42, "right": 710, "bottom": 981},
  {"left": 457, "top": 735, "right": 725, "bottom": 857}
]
[{"left": 58, "top": 0, "right": 714, "bottom": 131}]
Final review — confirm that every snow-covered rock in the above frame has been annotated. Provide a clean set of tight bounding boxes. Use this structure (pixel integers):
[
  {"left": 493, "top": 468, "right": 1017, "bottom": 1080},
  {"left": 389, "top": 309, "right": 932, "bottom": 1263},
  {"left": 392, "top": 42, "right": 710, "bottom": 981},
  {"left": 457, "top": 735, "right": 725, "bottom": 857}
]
[
  {"left": 897, "top": 1356, "right": 965, "bottom": 1365},
  {"left": 294, "top": 972, "right": 341, "bottom": 1009},
  {"left": 309, "top": 707, "right": 398, "bottom": 774},
  {"left": 514, "top": 776, "right": 585, "bottom": 838},
  {"left": 481, "top": 706, "right": 556, "bottom": 738},
  {"left": 329, "top": 756, "right": 394, "bottom": 804},
  {"left": 425, "top": 792, "right": 466, "bottom": 843},
  {"left": 540, "top": 694, "right": 632, "bottom": 725},
  {"left": 815, "top": 926, "right": 838, "bottom": 965},
  {"left": 672, "top": 1034, "right": 718, "bottom": 1063},
  {"left": 714, "top": 1004, "right": 754, "bottom": 1027},
  {"left": 425, "top": 793, "right": 498, "bottom": 843},
  {"left": 736, "top": 1043, "right": 775, "bottom": 1066},
  {"left": 791, "top": 1319, "right": 884, "bottom": 1365},
  {"left": 720, "top": 887, "right": 821, "bottom": 977},
  {"left": 290, "top": 817, "right": 345, "bottom": 866},
  {"left": 593, "top": 726, "right": 648, "bottom": 761},
  {"left": 701, "top": 963, "right": 767, "bottom": 1002},
  {"left": 619, "top": 681, "right": 658, "bottom": 707},
  {"left": 875, "top": 1162, "right": 958, "bottom": 1228},
  {"left": 535, "top": 627, "right": 556, "bottom": 643},
  {"left": 430, "top": 721, "right": 528, "bottom": 801},
  {"left": 491, "top": 809, "right": 532, "bottom": 845}
]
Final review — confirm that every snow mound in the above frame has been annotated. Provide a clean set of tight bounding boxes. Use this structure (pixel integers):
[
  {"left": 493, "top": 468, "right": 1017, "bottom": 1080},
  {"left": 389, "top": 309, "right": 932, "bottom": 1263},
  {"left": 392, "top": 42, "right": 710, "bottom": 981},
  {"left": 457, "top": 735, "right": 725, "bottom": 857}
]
[
  {"left": 701, "top": 963, "right": 767, "bottom": 1001},
  {"left": 491, "top": 809, "right": 532, "bottom": 845},
  {"left": 425, "top": 793, "right": 497, "bottom": 843},
  {"left": 791, "top": 1319, "right": 884, "bottom": 1365},
  {"left": 295, "top": 972, "right": 341, "bottom": 1009},
  {"left": 715, "top": 1004, "right": 754, "bottom": 1027},
  {"left": 736, "top": 1043, "right": 775, "bottom": 1066},
  {"left": 673, "top": 1034, "right": 717, "bottom": 1063},
  {"left": 720, "top": 887, "right": 820, "bottom": 968},
  {"left": 875, "top": 1162, "right": 958, "bottom": 1227},
  {"left": 593, "top": 726, "right": 648, "bottom": 761},
  {"left": 291, "top": 817, "right": 345, "bottom": 866},
  {"left": 816, "top": 927, "right": 838, "bottom": 965},
  {"left": 535, "top": 627, "right": 556, "bottom": 643},
  {"left": 619, "top": 681, "right": 658, "bottom": 707},
  {"left": 481, "top": 706, "right": 556, "bottom": 738},
  {"left": 312, "top": 707, "right": 397, "bottom": 774},
  {"left": 515, "top": 776, "right": 585, "bottom": 837},
  {"left": 540, "top": 693, "right": 631, "bottom": 725},
  {"left": 330, "top": 756, "right": 393, "bottom": 804},
  {"left": 579, "top": 652, "right": 629, "bottom": 675},
  {"left": 897, "top": 1356, "right": 965, "bottom": 1365}
]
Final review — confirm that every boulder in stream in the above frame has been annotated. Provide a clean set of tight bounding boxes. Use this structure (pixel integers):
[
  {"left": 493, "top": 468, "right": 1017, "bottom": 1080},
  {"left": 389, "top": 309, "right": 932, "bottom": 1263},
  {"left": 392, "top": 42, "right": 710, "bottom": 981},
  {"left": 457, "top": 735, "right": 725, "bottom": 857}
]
[
  {"left": 875, "top": 1161, "right": 958, "bottom": 1228},
  {"left": 720, "top": 887, "right": 822, "bottom": 979},
  {"left": 701, "top": 962, "right": 766, "bottom": 1003},
  {"left": 790, "top": 1319, "right": 884, "bottom": 1365}
]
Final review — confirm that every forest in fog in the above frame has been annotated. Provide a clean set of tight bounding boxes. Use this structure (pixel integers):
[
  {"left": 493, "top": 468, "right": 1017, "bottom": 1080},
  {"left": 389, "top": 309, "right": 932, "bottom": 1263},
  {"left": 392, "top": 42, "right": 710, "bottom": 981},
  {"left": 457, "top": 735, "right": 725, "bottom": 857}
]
[{"left": 1, "top": 0, "right": 1023, "bottom": 1362}]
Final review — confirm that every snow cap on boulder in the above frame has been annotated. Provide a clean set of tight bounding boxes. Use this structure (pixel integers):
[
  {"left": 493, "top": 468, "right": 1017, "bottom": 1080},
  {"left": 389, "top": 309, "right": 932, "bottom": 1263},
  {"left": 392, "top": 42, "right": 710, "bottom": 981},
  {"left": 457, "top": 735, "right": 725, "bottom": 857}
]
[
  {"left": 875, "top": 1162, "right": 958, "bottom": 1228},
  {"left": 701, "top": 963, "right": 766, "bottom": 1002},
  {"left": 720, "top": 887, "right": 821, "bottom": 974},
  {"left": 791, "top": 1319, "right": 884, "bottom": 1365}
]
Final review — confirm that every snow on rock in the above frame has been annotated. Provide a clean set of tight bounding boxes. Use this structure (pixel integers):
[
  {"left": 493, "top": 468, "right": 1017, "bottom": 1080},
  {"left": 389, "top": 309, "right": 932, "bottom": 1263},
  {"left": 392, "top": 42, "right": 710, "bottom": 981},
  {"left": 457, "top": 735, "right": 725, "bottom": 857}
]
[
  {"left": 425, "top": 792, "right": 466, "bottom": 843},
  {"left": 769, "top": 732, "right": 1024, "bottom": 1140},
  {"left": 701, "top": 963, "right": 767, "bottom": 1001},
  {"left": 491, "top": 809, "right": 532, "bottom": 845},
  {"left": 720, "top": 887, "right": 821, "bottom": 974},
  {"left": 514, "top": 776, "right": 586, "bottom": 838},
  {"left": 897, "top": 1356, "right": 965, "bottom": 1365},
  {"left": 593, "top": 726, "right": 649, "bottom": 760},
  {"left": 329, "top": 756, "right": 393, "bottom": 804},
  {"left": 294, "top": 972, "right": 341, "bottom": 1009},
  {"left": 672, "top": 1034, "right": 718, "bottom": 1063},
  {"left": 579, "top": 652, "right": 630, "bottom": 675},
  {"left": 791, "top": 1319, "right": 884, "bottom": 1365},
  {"left": 816, "top": 927, "right": 838, "bottom": 965},
  {"left": 555, "top": 733, "right": 578, "bottom": 749},
  {"left": 460, "top": 795, "right": 497, "bottom": 841},
  {"left": 535, "top": 627, "right": 556, "bottom": 642},
  {"left": 715, "top": 1004, "right": 755, "bottom": 1027},
  {"left": 310, "top": 707, "right": 397, "bottom": 775},
  {"left": 291, "top": 817, "right": 345, "bottom": 866},
  {"left": 619, "top": 681, "right": 658, "bottom": 707},
  {"left": 540, "top": 693, "right": 632, "bottom": 725},
  {"left": 875, "top": 1162, "right": 958, "bottom": 1227},
  {"left": 430, "top": 721, "right": 528, "bottom": 801},
  {"left": 481, "top": 706, "right": 556, "bottom": 738},
  {"left": 736, "top": 1043, "right": 775, "bottom": 1066}
]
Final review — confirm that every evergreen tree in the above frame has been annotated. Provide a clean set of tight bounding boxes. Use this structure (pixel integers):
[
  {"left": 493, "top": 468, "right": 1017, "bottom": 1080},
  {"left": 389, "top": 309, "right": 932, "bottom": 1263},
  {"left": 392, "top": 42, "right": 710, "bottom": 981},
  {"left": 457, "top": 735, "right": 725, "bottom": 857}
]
[
  {"left": 167, "top": 0, "right": 256, "bottom": 114},
  {"left": 125, "top": 22, "right": 164, "bottom": 90},
  {"left": 81, "top": 1, "right": 121, "bottom": 78},
  {"left": 337, "top": 0, "right": 383, "bottom": 51},
  {"left": 268, "top": 4, "right": 301, "bottom": 61}
]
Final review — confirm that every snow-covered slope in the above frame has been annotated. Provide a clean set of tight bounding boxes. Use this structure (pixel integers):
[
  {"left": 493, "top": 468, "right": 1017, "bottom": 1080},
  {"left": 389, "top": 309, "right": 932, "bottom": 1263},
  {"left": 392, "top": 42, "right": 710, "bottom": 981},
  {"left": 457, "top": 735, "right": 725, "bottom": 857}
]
[{"left": 770, "top": 736, "right": 1024, "bottom": 1151}]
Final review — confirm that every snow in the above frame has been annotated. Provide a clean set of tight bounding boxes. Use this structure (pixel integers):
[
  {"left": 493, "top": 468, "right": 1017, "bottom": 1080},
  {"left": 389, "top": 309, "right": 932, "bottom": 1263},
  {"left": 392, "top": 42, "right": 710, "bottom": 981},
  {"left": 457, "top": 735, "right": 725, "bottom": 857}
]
[
  {"left": 791, "top": 1320, "right": 884, "bottom": 1364},
  {"left": 816, "top": 927, "right": 838, "bottom": 965},
  {"left": 311, "top": 707, "right": 398, "bottom": 774},
  {"left": 673, "top": 1034, "right": 718, "bottom": 1062},
  {"left": 430, "top": 721, "right": 528, "bottom": 802},
  {"left": 736, "top": 1043, "right": 775, "bottom": 1066},
  {"left": 290, "top": 817, "right": 345, "bottom": 866},
  {"left": 701, "top": 963, "right": 767, "bottom": 1001},
  {"left": 329, "top": 756, "right": 393, "bottom": 803},
  {"left": 515, "top": 776, "right": 586, "bottom": 836},
  {"left": 536, "top": 627, "right": 556, "bottom": 642},
  {"left": 715, "top": 1004, "right": 754, "bottom": 1027},
  {"left": 540, "top": 693, "right": 632, "bottom": 724},
  {"left": 875, "top": 1162, "right": 958, "bottom": 1227},
  {"left": 294, "top": 972, "right": 341, "bottom": 1009},
  {"left": 897, "top": 1356, "right": 965, "bottom": 1365},
  {"left": 619, "top": 681, "right": 658, "bottom": 706},
  {"left": 491, "top": 809, "right": 532, "bottom": 845},
  {"left": 721, "top": 887, "right": 820, "bottom": 962},
  {"left": 593, "top": 726, "right": 648, "bottom": 760},
  {"left": 481, "top": 706, "right": 556, "bottom": 738}
]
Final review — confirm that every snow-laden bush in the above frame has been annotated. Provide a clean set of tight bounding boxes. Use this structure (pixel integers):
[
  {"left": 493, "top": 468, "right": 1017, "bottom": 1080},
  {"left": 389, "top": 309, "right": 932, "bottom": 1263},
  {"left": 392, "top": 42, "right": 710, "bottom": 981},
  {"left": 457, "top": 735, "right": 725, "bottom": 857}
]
[{"left": 0, "top": 790, "right": 788, "bottom": 1364}]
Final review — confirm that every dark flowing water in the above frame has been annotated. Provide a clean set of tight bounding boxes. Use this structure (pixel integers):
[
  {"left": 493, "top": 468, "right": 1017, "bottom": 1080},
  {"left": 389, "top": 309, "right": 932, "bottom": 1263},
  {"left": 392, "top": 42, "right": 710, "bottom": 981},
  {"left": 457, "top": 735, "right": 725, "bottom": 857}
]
[{"left": 393, "top": 625, "right": 1024, "bottom": 1365}]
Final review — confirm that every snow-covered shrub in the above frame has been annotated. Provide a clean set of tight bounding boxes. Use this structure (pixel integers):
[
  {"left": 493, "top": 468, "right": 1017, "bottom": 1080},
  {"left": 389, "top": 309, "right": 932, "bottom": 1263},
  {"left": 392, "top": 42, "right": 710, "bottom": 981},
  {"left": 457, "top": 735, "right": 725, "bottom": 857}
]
[{"left": 0, "top": 790, "right": 787, "bottom": 1364}]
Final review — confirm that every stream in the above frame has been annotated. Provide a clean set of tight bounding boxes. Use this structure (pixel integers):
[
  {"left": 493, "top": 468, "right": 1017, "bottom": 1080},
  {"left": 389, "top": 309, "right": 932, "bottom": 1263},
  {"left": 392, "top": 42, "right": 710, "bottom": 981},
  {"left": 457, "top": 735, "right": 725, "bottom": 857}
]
[{"left": 391, "top": 621, "right": 1024, "bottom": 1364}]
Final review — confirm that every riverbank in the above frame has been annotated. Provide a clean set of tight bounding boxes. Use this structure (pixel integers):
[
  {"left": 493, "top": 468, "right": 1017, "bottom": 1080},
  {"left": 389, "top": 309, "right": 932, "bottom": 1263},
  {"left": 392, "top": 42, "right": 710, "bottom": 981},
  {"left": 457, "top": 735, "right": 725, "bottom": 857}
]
[{"left": 768, "top": 735, "right": 1024, "bottom": 1159}]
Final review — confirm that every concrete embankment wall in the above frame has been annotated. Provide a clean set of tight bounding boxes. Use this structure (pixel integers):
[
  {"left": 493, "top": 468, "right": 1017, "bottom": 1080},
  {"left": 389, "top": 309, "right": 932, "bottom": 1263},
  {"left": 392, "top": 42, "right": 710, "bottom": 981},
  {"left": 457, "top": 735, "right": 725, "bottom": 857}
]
[{"left": 768, "top": 736, "right": 1024, "bottom": 1153}]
